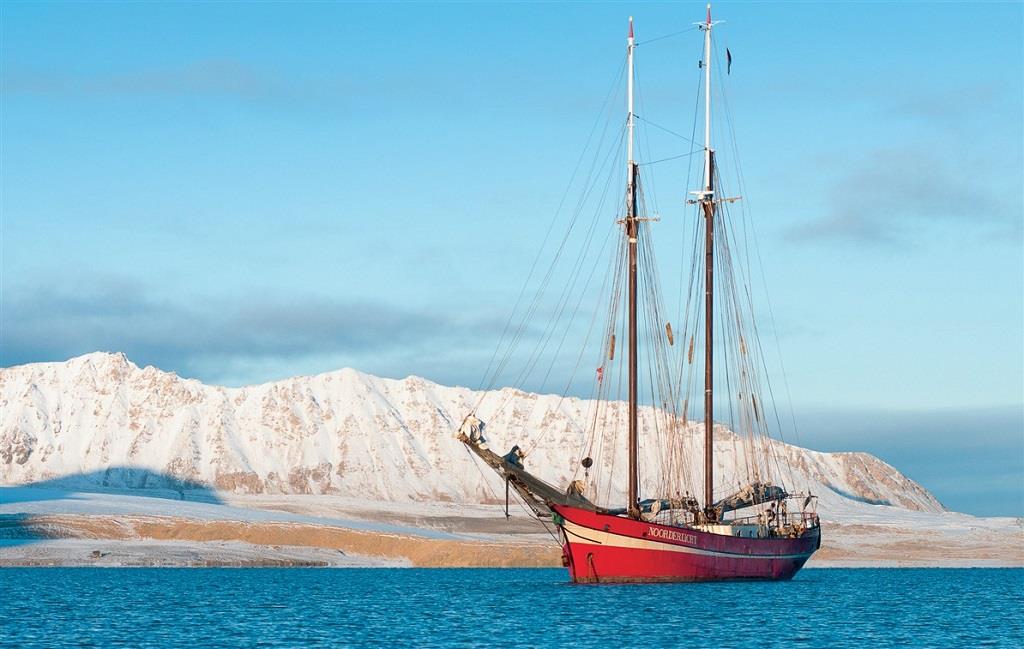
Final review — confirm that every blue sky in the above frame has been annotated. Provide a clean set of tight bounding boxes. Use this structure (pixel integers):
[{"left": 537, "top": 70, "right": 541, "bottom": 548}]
[{"left": 2, "top": 2, "right": 1021, "bottom": 516}]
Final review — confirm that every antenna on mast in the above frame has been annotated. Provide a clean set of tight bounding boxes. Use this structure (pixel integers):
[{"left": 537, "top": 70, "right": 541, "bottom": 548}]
[{"left": 627, "top": 16, "right": 635, "bottom": 168}]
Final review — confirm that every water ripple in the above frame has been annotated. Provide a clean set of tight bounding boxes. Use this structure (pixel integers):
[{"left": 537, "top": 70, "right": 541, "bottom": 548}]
[{"left": 1, "top": 568, "right": 1022, "bottom": 648}]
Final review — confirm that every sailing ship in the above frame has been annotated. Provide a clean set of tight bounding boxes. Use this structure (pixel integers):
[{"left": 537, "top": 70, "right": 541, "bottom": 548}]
[{"left": 458, "top": 4, "right": 821, "bottom": 583}]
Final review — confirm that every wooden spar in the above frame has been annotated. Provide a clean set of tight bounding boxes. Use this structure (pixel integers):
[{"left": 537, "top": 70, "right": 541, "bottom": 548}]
[
  {"left": 627, "top": 160, "right": 639, "bottom": 519},
  {"left": 703, "top": 153, "right": 715, "bottom": 517},
  {"left": 626, "top": 17, "right": 640, "bottom": 519}
]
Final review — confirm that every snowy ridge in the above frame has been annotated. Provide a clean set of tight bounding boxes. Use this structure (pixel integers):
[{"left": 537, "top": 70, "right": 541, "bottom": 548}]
[{"left": 0, "top": 353, "right": 943, "bottom": 514}]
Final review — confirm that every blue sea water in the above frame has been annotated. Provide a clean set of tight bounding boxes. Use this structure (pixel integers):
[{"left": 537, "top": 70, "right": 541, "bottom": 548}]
[{"left": 1, "top": 568, "right": 1021, "bottom": 648}]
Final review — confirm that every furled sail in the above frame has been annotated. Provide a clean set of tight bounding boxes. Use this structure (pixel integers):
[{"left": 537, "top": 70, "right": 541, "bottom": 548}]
[{"left": 713, "top": 482, "right": 788, "bottom": 515}]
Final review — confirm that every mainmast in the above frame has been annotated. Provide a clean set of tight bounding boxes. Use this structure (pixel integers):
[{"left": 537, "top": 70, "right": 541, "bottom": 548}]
[
  {"left": 699, "top": 4, "right": 717, "bottom": 517},
  {"left": 625, "top": 16, "right": 640, "bottom": 519}
]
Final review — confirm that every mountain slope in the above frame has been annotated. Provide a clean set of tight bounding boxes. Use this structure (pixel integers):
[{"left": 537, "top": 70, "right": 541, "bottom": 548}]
[{"left": 0, "top": 353, "right": 943, "bottom": 514}]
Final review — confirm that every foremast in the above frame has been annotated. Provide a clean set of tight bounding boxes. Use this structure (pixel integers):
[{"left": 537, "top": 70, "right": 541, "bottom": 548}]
[
  {"left": 698, "top": 4, "right": 719, "bottom": 519},
  {"left": 625, "top": 16, "right": 640, "bottom": 519}
]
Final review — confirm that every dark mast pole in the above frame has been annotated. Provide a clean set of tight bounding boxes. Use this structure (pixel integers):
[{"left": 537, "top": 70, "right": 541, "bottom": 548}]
[
  {"left": 627, "top": 163, "right": 639, "bottom": 519},
  {"left": 626, "top": 17, "right": 640, "bottom": 519},
  {"left": 703, "top": 156, "right": 715, "bottom": 517}
]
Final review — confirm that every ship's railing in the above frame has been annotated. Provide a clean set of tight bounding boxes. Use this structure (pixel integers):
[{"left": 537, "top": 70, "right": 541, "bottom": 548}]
[
  {"left": 646, "top": 508, "right": 819, "bottom": 532},
  {"left": 726, "top": 510, "right": 820, "bottom": 528}
]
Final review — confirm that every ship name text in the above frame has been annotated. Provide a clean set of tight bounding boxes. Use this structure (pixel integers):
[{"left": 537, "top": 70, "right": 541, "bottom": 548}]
[{"left": 648, "top": 526, "right": 697, "bottom": 545}]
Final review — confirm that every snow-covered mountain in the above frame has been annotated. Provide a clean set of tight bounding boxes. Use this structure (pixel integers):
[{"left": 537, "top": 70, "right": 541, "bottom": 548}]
[{"left": 0, "top": 353, "right": 943, "bottom": 514}]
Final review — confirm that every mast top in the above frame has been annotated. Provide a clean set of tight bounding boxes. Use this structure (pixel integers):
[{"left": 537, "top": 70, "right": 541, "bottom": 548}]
[
  {"left": 697, "top": 3, "right": 720, "bottom": 31},
  {"left": 626, "top": 16, "right": 635, "bottom": 168}
]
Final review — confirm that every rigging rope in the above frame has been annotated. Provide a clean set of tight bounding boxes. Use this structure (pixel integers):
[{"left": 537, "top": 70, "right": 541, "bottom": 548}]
[
  {"left": 634, "top": 24, "right": 700, "bottom": 47},
  {"left": 640, "top": 150, "right": 703, "bottom": 166},
  {"left": 634, "top": 114, "right": 703, "bottom": 149},
  {"left": 475, "top": 55, "right": 628, "bottom": 401}
]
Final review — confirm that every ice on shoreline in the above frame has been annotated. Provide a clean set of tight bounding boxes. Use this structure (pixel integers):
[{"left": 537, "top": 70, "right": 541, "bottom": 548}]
[{"left": 2, "top": 487, "right": 1020, "bottom": 568}]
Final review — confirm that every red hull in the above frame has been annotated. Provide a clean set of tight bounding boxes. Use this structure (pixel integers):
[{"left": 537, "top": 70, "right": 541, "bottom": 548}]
[{"left": 553, "top": 504, "right": 820, "bottom": 583}]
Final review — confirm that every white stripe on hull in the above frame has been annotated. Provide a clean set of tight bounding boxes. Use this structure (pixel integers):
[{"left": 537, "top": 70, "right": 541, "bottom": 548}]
[{"left": 562, "top": 520, "right": 815, "bottom": 561}]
